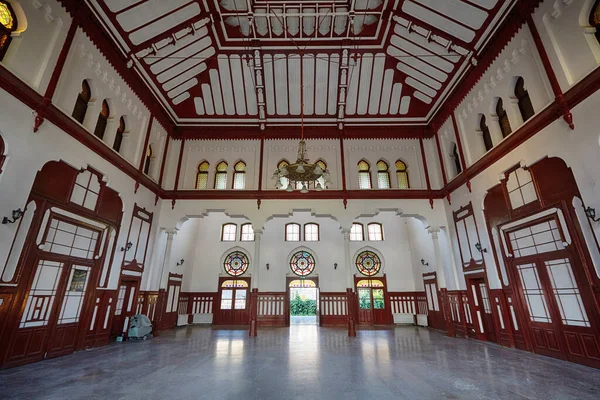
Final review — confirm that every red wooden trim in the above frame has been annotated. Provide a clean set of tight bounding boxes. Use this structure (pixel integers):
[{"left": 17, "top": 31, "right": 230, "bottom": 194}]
[
  {"left": 526, "top": 17, "right": 562, "bottom": 97},
  {"left": 173, "top": 138, "right": 185, "bottom": 191},
  {"left": 138, "top": 117, "right": 153, "bottom": 172},
  {"left": 158, "top": 137, "right": 170, "bottom": 187},
  {"left": 450, "top": 113, "right": 467, "bottom": 180},
  {"left": 339, "top": 137, "right": 347, "bottom": 192},
  {"left": 258, "top": 135, "right": 264, "bottom": 191},
  {"left": 434, "top": 130, "right": 448, "bottom": 187},
  {"left": 44, "top": 19, "right": 78, "bottom": 100},
  {"left": 419, "top": 135, "right": 432, "bottom": 208},
  {"left": 453, "top": 202, "right": 485, "bottom": 271}
]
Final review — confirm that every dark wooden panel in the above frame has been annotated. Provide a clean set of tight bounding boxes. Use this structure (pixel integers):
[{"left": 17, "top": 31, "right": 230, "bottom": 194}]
[
  {"left": 31, "top": 161, "right": 78, "bottom": 202},
  {"left": 96, "top": 188, "right": 123, "bottom": 225}
]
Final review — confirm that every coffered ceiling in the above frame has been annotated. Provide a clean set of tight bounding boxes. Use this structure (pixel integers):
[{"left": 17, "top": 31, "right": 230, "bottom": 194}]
[{"left": 85, "top": 0, "right": 515, "bottom": 130}]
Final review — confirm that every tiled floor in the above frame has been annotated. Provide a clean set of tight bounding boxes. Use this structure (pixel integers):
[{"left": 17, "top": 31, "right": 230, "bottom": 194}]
[{"left": 1, "top": 325, "right": 600, "bottom": 400}]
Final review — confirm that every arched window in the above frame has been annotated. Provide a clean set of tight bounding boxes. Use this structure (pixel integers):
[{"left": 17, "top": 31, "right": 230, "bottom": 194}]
[
  {"left": 0, "top": 1, "right": 17, "bottom": 61},
  {"left": 315, "top": 159, "right": 327, "bottom": 189},
  {"left": 72, "top": 80, "right": 91, "bottom": 124},
  {"left": 196, "top": 161, "right": 210, "bottom": 189},
  {"left": 143, "top": 145, "right": 152, "bottom": 175},
  {"left": 376, "top": 160, "right": 390, "bottom": 189},
  {"left": 221, "top": 223, "right": 237, "bottom": 241},
  {"left": 452, "top": 143, "right": 462, "bottom": 175},
  {"left": 496, "top": 98, "right": 512, "bottom": 138},
  {"left": 358, "top": 160, "right": 371, "bottom": 189},
  {"left": 285, "top": 223, "right": 300, "bottom": 241},
  {"left": 223, "top": 251, "right": 249, "bottom": 276},
  {"left": 113, "top": 116, "right": 125, "bottom": 152},
  {"left": 304, "top": 223, "right": 319, "bottom": 241},
  {"left": 0, "top": 134, "right": 5, "bottom": 174},
  {"left": 214, "top": 161, "right": 228, "bottom": 189},
  {"left": 367, "top": 223, "right": 383, "bottom": 241},
  {"left": 591, "top": 1, "right": 600, "bottom": 42},
  {"left": 350, "top": 223, "right": 364, "bottom": 241},
  {"left": 355, "top": 250, "right": 382, "bottom": 276},
  {"left": 240, "top": 223, "right": 254, "bottom": 241},
  {"left": 277, "top": 160, "right": 290, "bottom": 190},
  {"left": 395, "top": 160, "right": 409, "bottom": 189},
  {"left": 233, "top": 161, "right": 246, "bottom": 189},
  {"left": 515, "top": 77, "right": 534, "bottom": 122},
  {"left": 94, "top": 100, "right": 110, "bottom": 139},
  {"left": 479, "top": 115, "right": 493, "bottom": 152},
  {"left": 290, "top": 250, "right": 315, "bottom": 276}
]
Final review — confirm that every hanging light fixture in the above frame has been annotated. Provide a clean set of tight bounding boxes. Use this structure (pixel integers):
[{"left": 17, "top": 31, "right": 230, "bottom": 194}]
[{"left": 272, "top": 52, "right": 331, "bottom": 193}]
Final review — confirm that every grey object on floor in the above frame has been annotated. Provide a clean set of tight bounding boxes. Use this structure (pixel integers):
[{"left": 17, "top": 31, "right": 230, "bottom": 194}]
[{"left": 1, "top": 325, "right": 599, "bottom": 400}]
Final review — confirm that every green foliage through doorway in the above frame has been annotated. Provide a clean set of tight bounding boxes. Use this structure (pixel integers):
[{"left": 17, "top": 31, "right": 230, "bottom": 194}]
[{"left": 290, "top": 293, "right": 317, "bottom": 316}]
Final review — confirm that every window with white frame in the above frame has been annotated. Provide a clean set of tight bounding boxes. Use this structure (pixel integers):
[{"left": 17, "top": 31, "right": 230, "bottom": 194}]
[
  {"left": 240, "top": 223, "right": 254, "bottom": 241},
  {"left": 70, "top": 170, "right": 101, "bottom": 211},
  {"left": 358, "top": 160, "right": 372, "bottom": 189},
  {"left": 286, "top": 223, "right": 300, "bottom": 241},
  {"left": 304, "top": 223, "right": 319, "bottom": 241},
  {"left": 367, "top": 223, "right": 383, "bottom": 241},
  {"left": 506, "top": 167, "right": 538, "bottom": 210},
  {"left": 221, "top": 224, "right": 237, "bottom": 241},
  {"left": 350, "top": 223, "right": 364, "bottom": 241}
]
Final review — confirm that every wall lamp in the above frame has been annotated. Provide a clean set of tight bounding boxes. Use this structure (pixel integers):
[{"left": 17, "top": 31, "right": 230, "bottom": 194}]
[
  {"left": 334, "top": 263, "right": 338, "bottom": 270},
  {"left": 176, "top": 259, "right": 185, "bottom": 266},
  {"left": 585, "top": 207, "right": 600, "bottom": 222},
  {"left": 2, "top": 208, "right": 23, "bottom": 224},
  {"left": 475, "top": 242, "right": 488, "bottom": 253},
  {"left": 120, "top": 241, "right": 133, "bottom": 252},
  {"left": 266, "top": 263, "right": 270, "bottom": 270},
  {"left": 421, "top": 259, "right": 429, "bottom": 266}
]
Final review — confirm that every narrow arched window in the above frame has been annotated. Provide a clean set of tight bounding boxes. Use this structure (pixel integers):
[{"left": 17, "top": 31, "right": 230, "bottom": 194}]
[
  {"left": 277, "top": 160, "right": 290, "bottom": 190},
  {"left": 479, "top": 115, "right": 493, "bottom": 152},
  {"left": 113, "top": 116, "right": 125, "bottom": 152},
  {"left": 72, "top": 80, "right": 91, "bottom": 124},
  {"left": 94, "top": 100, "right": 110, "bottom": 139},
  {"left": 240, "top": 223, "right": 254, "bottom": 241},
  {"left": 515, "top": 77, "right": 534, "bottom": 122},
  {"left": 591, "top": 1, "right": 600, "bottom": 42},
  {"left": 315, "top": 159, "right": 327, "bottom": 189},
  {"left": 196, "top": 161, "right": 210, "bottom": 189},
  {"left": 376, "top": 160, "right": 390, "bottom": 189},
  {"left": 304, "top": 223, "right": 319, "bottom": 241},
  {"left": 221, "top": 223, "right": 237, "bottom": 241},
  {"left": 496, "top": 98, "right": 512, "bottom": 138},
  {"left": 0, "top": 1, "right": 17, "bottom": 61},
  {"left": 143, "top": 145, "right": 152, "bottom": 175},
  {"left": 350, "top": 223, "right": 364, "bottom": 241},
  {"left": 233, "top": 161, "right": 246, "bottom": 190},
  {"left": 367, "top": 223, "right": 384, "bottom": 241},
  {"left": 0, "top": 134, "right": 5, "bottom": 174},
  {"left": 395, "top": 160, "right": 409, "bottom": 189},
  {"left": 285, "top": 223, "right": 300, "bottom": 241},
  {"left": 358, "top": 160, "right": 371, "bottom": 189},
  {"left": 452, "top": 143, "right": 462, "bottom": 175},
  {"left": 214, "top": 161, "right": 228, "bottom": 189}
]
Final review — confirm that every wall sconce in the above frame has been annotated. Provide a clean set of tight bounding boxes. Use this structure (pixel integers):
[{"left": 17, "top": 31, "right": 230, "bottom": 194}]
[
  {"left": 2, "top": 208, "right": 23, "bottom": 224},
  {"left": 266, "top": 263, "right": 270, "bottom": 270},
  {"left": 176, "top": 259, "right": 185, "bottom": 266},
  {"left": 421, "top": 259, "right": 429, "bottom": 266},
  {"left": 120, "top": 241, "right": 133, "bottom": 252},
  {"left": 585, "top": 207, "right": 600, "bottom": 222},
  {"left": 475, "top": 242, "right": 488, "bottom": 253},
  {"left": 334, "top": 263, "right": 338, "bottom": 270}
]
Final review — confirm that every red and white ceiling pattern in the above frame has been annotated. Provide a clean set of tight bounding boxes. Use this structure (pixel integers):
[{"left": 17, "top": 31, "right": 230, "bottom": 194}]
[{"left": 87, "top": 0, "right": 513, "bottom": 128}]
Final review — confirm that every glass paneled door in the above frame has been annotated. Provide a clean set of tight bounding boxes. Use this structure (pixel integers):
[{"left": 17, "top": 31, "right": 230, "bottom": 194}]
[
  {"left": 356, "top": 279, "right": 389, "bottom": 325},
  {"left": 9, "top": 258, "right": 94, "bottom": 364},
  {"left": 216, "top": 279, "right": 250, "bottom": 325}
]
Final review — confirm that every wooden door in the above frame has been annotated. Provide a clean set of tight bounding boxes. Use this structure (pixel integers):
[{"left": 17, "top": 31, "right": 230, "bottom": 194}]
[
  {"left": 467, "top": 277, "right": 496, "bottom": 342},
  {"left": 7, "top": 258, "right": 94, "bottom": 364},
  {"left": 355, "top": 277, "right": 390, "bottom": 325},
  {"left": 357, "top": 287, "right": 374, "bottom": 324},
  {"left": 215, "top": 278, "right": 250, "bottom": 325},
  {"left": 111, "top": 278, "right": 139, "bottom": 338}
]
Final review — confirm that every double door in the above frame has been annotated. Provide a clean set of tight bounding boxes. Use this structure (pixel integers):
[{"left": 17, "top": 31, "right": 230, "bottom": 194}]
[
  {"left": 467, "top": 277, "right": 496, "bottom": 342},
  {"left": 111, "top": 278, "right": 140, "bottom": 338},
  {"left": 356, "top": 277, "right": 390, "bottom": 325},
  {"left": 215, "top": 278, "right": 250, "bottom": 325},
  {"left": 513, "top": 252, "right": 599, "bottom": 366},
  {"left": 6, "top": 256, "right": 94, "bottom": 366}
]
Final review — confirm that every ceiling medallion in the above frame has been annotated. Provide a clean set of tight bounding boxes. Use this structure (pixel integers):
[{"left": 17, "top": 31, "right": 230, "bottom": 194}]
[{"left": 272, "top": 52, "right": 331, "bottom": 193}]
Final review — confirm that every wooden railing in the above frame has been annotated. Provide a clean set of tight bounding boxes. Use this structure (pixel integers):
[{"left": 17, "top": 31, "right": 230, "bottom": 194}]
[
  {"left": 176, "top": 292, "right": 216, "bottom": 324},
  {"left": 320, "top": 292, "right": 348, "bottom": 326},
  {"left": 257, "top": 293, "right": 286, "bottom": 326}
]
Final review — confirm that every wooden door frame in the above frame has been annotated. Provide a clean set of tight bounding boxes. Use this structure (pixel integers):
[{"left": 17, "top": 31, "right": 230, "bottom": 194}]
[
  {"left": 111, "top": 274, "right": 141, "bottom": 338},
  {"left": 214, "top": 276, "right": 251, "bottom": 326},
  {"left": 465, "top": 272, "right": 494, "bottom": 341},
  {"left": 354, "top": 274, "right": 392, "bottom": 326},
  {"left": 285, "top": 276, "right": 319, "bottom": 327}
]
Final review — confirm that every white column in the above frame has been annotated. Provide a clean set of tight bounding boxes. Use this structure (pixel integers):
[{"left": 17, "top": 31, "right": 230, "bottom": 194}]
[
  {"left": 475, "top": 131, "right": 488, "bottom": 156},
  {"left": 489, "top": 116, "right": 505, "bottom": 145},
  {"left": 102, "top": 117, "right": 118, "bottom": 147},
  {"left": 342, "top": 228, "right": 353, "bottom": 288},
  {"left": 159, "top": 229, "right": 177, "bottom": 289},
  {"left": 252, "top": 229, "right": 263, "bottom": 289},
  {"left": 429, "top": 228, "right": 448, "bottom": 289}
]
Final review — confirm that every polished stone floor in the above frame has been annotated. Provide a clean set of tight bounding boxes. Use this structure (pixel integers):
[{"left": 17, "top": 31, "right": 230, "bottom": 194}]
[{"left": 1, "top": 325, "right": 600, "bottom": 400}]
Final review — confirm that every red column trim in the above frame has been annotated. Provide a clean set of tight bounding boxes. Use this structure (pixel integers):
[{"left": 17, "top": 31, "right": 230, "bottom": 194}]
[
  {"left": 434, "top": 129, "right": 448, "bottom": 187},
  {"left": 138, "top": 117, "right": 153, "bottom": 171},
  {"left": 172, "top": 138, "right": 185, "bottom": 209},
  {"left": 257, "top": 135, "right": 265, "bottom": 209},
  {"left": 450, "top": 112, "right": 471, "bottom": 191},
  {"left": 44, "top": 20, "right": 78, "bottom": 100},
  {"left": 339, "top": 136, "right": 348, "bottom": 208},
  {"left": 158, "top": 137, "right": 170, "bottom": 188},
  {"left": 526, "top": 16, "right": 574, "bottom": 130},
  {"left": 419, "top": 135, "right": 433, "bottom": 209}
]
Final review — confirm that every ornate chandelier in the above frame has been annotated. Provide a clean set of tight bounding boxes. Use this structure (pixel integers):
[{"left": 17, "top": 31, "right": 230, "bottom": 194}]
[{"left": 272, "top": 53, "right": 331, "bottom": 193}]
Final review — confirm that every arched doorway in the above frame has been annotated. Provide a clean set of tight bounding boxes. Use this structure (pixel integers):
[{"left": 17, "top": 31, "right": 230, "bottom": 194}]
[
  {"left": 214, "top": 277, "right": 250, "bottom": 326},
  {"left": 286, "top": 278, "right": 319, "bottom": 326}
]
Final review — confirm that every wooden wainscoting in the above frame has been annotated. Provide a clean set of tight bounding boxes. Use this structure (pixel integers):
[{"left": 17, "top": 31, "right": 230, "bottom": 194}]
[
  {"left": 319, "top": 292, "right": 348, "bottom": 326},
  {"left": 257, "top": 293, "right": 286, "bottom": 327}
]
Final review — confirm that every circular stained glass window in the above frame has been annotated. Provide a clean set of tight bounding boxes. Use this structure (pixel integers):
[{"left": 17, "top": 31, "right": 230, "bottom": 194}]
[
  {"left": 224, "top": 251, "right": 249, "bottom": 276},
  {"left": 356, "top": 251, "right": 381, "bottom": 276},
  {"left": 290, "top": 250, "right": 315, "bottom": 276}
]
